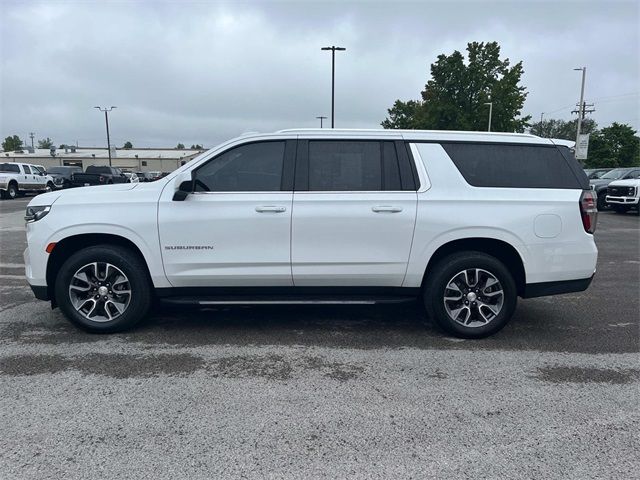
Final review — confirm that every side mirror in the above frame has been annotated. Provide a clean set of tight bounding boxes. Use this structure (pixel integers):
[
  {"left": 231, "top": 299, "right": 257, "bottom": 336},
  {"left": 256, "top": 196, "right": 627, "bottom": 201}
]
[
  {"left": 40, "top": 171, "right": 46, "bottom": 176},
  {"left": 172, "top": 172, "right": 193, "bottom": 201}
]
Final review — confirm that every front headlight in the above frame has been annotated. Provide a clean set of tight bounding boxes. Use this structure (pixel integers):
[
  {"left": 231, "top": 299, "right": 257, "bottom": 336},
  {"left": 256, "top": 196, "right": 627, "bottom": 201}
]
[
  {"left": 25, "top": 205, "right": 51, "bottom": 223},
  {"left": 629, "top": 187, "right": 636, "bottom": 196}
]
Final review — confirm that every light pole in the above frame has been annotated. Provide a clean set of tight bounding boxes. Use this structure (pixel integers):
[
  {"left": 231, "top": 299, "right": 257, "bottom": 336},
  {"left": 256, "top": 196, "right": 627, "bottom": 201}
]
[
  {"left": 574, "top": 67, "right": 586, "bottom": 152},
  {"left": 484, "top": 102, "right": 493, "bottom": 132},
  {"left": 94, "top": 106, "right": 116, "bottom": 166},
  {"left": 321, "top": 46, "right": 346, "bottom": 128},
  {"left": 316, "top": 116, "right": 327, "bottom": 128}
]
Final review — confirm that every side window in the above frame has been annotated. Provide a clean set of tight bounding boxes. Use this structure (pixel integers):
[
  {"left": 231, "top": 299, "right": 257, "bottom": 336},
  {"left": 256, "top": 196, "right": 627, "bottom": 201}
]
[
  {"left": 441, "top": 143, "right": 583, "bottom": 189},
  {"left": 308, "top": 141, "right": 383, "bottom": 191},
  {"left": 23, "top": 165, "right": 32, "bottom": 174},
  {"left": 625, "top": 170, "right": 640, "bottom": 179},
  {"left": 194, "top": 141, "right": 285, "bottom": 192}
]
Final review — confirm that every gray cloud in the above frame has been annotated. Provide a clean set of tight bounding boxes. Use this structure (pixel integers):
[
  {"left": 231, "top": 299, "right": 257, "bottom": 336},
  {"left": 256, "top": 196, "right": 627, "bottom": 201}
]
[{"left": 1, "top": 0, "right": 638, "bottom": 148}]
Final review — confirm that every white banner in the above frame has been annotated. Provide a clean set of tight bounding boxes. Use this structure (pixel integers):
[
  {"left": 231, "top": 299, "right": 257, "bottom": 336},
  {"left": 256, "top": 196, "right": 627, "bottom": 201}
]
[{"left": 575, "top": 134, "right": 590, "bottom": 160}]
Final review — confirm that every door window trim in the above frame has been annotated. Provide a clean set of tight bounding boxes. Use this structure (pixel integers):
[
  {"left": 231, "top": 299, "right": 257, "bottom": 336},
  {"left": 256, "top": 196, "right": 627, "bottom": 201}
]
[
  {"left": 294, "top": 139, "right": 419, "bottom": 193},
  {"left": 189, "top": 139, "right": 296, "bottom": 194}
]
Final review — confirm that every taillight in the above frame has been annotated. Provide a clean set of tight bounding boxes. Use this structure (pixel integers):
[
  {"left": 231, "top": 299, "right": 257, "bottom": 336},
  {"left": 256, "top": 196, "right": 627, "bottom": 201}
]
[{"left": 580, "top": 190, "right": 597, "bottom": 234}]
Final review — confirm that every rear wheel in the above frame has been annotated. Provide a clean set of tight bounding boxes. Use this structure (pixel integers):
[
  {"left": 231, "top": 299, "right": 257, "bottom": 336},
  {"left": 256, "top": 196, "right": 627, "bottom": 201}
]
[
  {"left": 423, "top": 252, "right": 517, "bottom": 338},
  {"left": 55, "top": 245, "right": 151, "bottom": 333},
  {"left": 4, "top": 183, "right": 18, "bottom": 200},
  {"left": 45, "top": 182, "right": 55, "bottom": 192}
]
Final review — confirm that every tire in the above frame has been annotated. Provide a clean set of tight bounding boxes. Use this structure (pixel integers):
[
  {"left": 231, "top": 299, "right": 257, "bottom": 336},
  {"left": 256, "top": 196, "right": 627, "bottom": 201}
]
[
  {"left": 5, "top": 183, "right": 18, "bottom": 200},
  {"left": 423, "top": 251, "right": 517, "bottom": 339},
  {"left": 55, "top": 245, "right": 152, "bottom": 333},
  {"left": 46, "top": 182, "right": 55, "bottom": 192},
  {"left": 613, "top": 205, "right": 629, "bottom": 214},
  {"left": 596, "top": 193, "right": 607, "bottom": 211}
]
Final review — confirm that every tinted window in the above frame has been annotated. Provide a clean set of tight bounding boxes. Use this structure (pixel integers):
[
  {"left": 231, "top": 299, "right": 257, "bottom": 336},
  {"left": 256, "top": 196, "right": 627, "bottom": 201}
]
[
  {"left": 86, "top": 166, "right": 111, "bottom": 174},
  {"left": 195, "top": 141, "right": 285, "bottom": 192},
  {"left": 600, "top": 168, "right": 627, "bottom": 180},
  {"left": 308, "top": 141, "right": 383, "bottom": 191},
  {"left": 23, "top": 165, "right": 32, "bottom": 174},
  {"left": 0, "top": 163, "right": 20, "bottom": 173},
  {"left": 624, "top": 170, "right": 640, "bottom": 179},
  {"left": 441, "top": 143, "right": 582, "bottom": 189}
]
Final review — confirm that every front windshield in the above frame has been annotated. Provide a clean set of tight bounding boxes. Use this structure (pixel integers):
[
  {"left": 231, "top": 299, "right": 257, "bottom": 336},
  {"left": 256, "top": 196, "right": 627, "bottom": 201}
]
[{"left": 600, "top": 169, "right": 626, "bottom": 180}]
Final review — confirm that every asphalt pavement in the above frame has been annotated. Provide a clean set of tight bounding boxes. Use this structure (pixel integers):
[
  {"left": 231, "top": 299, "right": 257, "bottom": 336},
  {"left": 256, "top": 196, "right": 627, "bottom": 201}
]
[{"left": 0, "top": 195, "right": 638, "bottom": 479}]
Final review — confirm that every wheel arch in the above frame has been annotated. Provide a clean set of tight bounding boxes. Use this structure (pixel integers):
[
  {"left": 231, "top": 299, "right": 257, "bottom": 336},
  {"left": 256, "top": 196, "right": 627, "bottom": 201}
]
[
  {"left": 421, "top": 237, "right": 526, "bottom": 296},
  {"left": 46, "top": 233, "right": 153, "bottom": 305}
]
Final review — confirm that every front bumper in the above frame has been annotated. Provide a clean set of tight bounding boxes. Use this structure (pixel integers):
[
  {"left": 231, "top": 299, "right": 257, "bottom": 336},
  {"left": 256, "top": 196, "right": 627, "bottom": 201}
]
[{"left": 605, "top": 195, "right": 639, "bottom": 205}]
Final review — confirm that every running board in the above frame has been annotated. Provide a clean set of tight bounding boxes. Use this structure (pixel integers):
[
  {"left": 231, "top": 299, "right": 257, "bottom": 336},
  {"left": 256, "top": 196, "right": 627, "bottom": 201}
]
[{"left": 160, "top": 295, "right": 417, "bottom": 306}]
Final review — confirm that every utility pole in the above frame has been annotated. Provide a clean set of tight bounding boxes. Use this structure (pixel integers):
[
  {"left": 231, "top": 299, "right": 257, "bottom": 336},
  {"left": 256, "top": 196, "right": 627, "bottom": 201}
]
[
  {"left": 29, "top": 132, "right": 35, "bottom": 149},
  {"left": 484, "top": 102, "right": 493, "bottom": 132},
  {"left": 573, "top": 67, "right": 586, "bottom": 150},
  {"left": 321, "top": 46, "right": 346, "bottom": 128},
  {"left": 316, "top": 116, "right": 327, "bottom": 128},
  {"left": 540, "top": 112, "right": 544, "bottom": 124},
  {"left": 94, "top": 106, "right": 116, "bottom": 166}
]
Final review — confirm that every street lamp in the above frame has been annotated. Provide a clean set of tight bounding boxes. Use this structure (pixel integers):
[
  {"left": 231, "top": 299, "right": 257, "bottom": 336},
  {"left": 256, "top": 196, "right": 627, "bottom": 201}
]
[
  {"left": 484, "top": 102, "right": 493, "bottom": 132},
  {"left": 321, "top": 46, "right": 346, "bottom": 128},
  {"left": 94, "top": 106, "right": 117, "bottom": 166},
  {"left": 316, "top": 116, "right": 327, "bottom": 128}
]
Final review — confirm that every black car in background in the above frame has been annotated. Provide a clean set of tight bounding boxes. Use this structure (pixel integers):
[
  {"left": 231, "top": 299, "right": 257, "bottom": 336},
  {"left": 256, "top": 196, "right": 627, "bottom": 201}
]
[
  {"left": 584, "top": 168, "right": 611, "bottom": 180},
  {"left": 70, "top": 165, "right": 129, "bottom": 187},
  {"left": 47, "top": 166, "right": 83, "bottom": 189}
]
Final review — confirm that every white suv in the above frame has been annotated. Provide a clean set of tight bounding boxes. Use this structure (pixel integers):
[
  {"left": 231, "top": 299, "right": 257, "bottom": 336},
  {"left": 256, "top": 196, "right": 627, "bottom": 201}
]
[{"left": 24, "top": 129, "right": 598, "bottom": 338}]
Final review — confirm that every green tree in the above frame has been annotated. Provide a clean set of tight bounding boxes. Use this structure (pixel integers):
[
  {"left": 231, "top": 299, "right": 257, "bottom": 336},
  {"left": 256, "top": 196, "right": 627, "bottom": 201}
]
[
  {"left": 529, "top": 118, "right": 597, "bottom": 139},
  {"left": 586, "top": 123, "right": 640, "bottom": 168},
  {"left": 2, "top": 135, "right": 23, "bottom": 151},
  {"left": 37, "top": 137, "right": 54, "bottom": 149},
  {"left": 190, "top": 144, "right": 203, "bottom": 150},
  {"left": 382, "top": 41, "right": 531, "bottom": 132},
  {"left": 176, "top": 143, "right": 185, "bottom": 149},
  {"left": 123, "top": 141, "right": 133, "bottom": 149}
]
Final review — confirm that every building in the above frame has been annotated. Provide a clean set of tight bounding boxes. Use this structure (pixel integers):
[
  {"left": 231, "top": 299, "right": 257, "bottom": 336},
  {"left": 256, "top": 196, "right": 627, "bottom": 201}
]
[{"left": 1, "top": 146, "right": 203, "bottom": 172}]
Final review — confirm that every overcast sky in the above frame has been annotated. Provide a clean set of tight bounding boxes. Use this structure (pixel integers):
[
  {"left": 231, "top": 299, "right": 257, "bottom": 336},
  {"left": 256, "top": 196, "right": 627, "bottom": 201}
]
[{"left": 1, "top": 0, "right": 638, "bottom": 148}]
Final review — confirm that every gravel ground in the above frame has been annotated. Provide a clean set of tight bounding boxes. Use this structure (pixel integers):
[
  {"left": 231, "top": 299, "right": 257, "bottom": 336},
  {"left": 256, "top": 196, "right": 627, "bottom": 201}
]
[{"left": 0, "top": 195, "right": 638, "bottom": 479}]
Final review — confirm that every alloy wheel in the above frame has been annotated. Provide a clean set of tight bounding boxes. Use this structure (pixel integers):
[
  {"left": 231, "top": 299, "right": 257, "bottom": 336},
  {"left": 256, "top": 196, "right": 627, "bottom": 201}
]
[
  {"left": 443, "top": 268, "right": 504, "bottom": 327},
  {"left": 68, "top": 262, "right": 132, "bottom": 322}
]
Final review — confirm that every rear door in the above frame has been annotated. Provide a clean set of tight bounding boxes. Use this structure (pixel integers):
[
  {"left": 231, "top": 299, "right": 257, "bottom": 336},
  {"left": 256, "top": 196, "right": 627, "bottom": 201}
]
[
  {"left": 291, "top": 139, "right": 418, "bottom": 286},
  {"left": 22, "top": 165, "right": 37, "bottom": 191}
]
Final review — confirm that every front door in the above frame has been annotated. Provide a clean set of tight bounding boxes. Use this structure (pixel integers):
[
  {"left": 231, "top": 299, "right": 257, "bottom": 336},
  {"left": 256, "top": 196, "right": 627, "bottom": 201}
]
[
  {"left": 291, "top": 140, "right": 418, "bottom": 287},
  {"left": 158, "top": 140, "right": 295, "bottom": 287}
]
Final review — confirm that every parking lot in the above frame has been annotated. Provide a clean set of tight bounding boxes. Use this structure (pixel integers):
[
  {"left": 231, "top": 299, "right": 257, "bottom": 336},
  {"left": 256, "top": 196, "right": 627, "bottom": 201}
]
[{"left": 0, "top": 195, "right": 638, "bottom": 478}]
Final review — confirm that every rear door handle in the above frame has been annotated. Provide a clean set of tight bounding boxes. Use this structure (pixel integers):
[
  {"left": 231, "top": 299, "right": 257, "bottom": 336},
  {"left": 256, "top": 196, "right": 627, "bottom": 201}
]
[
  {"left": 372, "top": 206, "right": 403, "bottom": 213},
  {"left": 255, "top": 206, "right": 287, "bottom": 213}
]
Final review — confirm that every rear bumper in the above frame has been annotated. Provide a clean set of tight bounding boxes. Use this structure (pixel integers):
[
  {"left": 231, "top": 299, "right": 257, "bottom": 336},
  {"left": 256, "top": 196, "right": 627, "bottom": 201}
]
[{"left": 522, "top": 274, "right": 594, "bottom": 299}]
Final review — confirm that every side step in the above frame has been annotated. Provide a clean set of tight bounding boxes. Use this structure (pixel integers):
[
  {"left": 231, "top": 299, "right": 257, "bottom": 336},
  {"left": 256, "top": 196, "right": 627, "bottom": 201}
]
[{"left": 159, "top": 295, "right": 417, "bottom": 306}]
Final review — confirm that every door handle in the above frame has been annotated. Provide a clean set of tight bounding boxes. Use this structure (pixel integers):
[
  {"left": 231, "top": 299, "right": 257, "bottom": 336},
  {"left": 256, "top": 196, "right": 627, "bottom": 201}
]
[
  {"left": 255, "top": 206, "right": 287, "bottom": 213},
  {"left": 372, "top": 206, "right": 403, "bottom": 213}
]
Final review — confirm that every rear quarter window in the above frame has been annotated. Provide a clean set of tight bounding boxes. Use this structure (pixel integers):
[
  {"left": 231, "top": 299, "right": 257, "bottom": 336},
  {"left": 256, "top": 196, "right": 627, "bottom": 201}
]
[{"left": 441, "top": 143, "right": 584, "bottom": 189}]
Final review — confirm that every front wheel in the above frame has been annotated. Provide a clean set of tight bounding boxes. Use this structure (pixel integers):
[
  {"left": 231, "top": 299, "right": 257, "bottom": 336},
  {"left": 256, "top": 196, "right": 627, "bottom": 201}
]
[
  {"left": 55, "top": 245, "right": 152, "bottom": 333},
  {"left": 613, "top": 205, "right": 629, "bottom": 214},
  {"left": 423, "top": 252, "right": 517, "bottom": 338}
]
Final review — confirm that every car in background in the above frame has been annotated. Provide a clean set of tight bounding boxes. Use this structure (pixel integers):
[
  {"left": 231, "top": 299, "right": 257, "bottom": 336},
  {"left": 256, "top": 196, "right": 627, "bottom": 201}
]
[
  {"left": 70, "top": 165, "right": 129, "bottom": 187},
  {"left": 590, "top": 167, "right": 640, "bottom": 210},
  {"left": 135, "top": 172, "right": 155, "bottom": 182},
  {"left": 0, "top": 162, "right": 55, "bottom": 199},
  {"left": 123, "top": 172, "right": 139, "bottom": 183},
  {"left": 605, "top": 176, "right": 640, "bottom": 215},
  {"left": 147, "top": 171, "right": 163, "bottom": 181},
  {"left": 584, "top": 168, "right": 611, "bottom": 180},
  {"left": 47, "top": 166, "right": 83, "bottom": 189}
]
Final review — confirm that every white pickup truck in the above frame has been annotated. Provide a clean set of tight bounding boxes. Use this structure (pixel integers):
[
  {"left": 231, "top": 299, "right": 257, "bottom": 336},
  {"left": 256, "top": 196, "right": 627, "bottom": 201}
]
[
  {"left": 24, "top": 129, "right": 598, "bottom": 338},
  {"left": 0, "top": 162, "right": 56, "bottom": 199},
  {"left": 605, "top": 178, "right": 640, "bottom": 215}
]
